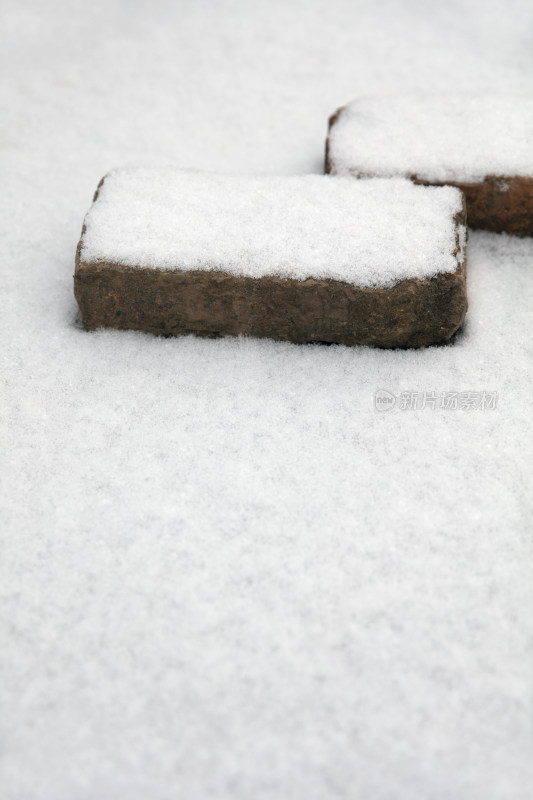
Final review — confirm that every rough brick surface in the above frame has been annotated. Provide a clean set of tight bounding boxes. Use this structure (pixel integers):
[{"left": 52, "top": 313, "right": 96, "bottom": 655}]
[
  {"left": 417, "top": 175, "right": 533, "bottom": 237},
  {"left": 75, "top": 243, "right": 467, "bottom": 350}
]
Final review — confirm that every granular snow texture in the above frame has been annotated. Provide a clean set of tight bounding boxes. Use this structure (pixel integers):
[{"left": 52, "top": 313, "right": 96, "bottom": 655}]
[
  {"left": 80, "top": 170, "right": 464, "bottom": 286},
  {"left": 327, "top": 94, "right": 533, "bottom": 183},
  {"left": 2, "top": 2, "right": 533, "bottom": 800}
]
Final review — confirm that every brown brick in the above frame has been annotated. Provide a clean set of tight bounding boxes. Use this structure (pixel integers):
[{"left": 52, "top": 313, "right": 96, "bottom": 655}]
[
  {"left": 74, "top": 236, "right": 467, "bottom": 350},
  {"left": 74, "top": 171, "right": 468, "bottom": 348}
]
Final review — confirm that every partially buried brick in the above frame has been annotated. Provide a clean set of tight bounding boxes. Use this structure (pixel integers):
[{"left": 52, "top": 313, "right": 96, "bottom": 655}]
[
  {"left": 325, "top": 94, "right": 533, "bottom": 237},
  {"left": 74, "top": 169, "right": 468, "bottom": 348}
]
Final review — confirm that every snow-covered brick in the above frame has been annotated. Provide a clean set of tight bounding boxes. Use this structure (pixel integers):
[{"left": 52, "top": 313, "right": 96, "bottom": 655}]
[
  {"left": 75, "top": 169, "right": 467, "bottom": 348},
  {"left": 326, "top": 94, "right": 533, "bottom": 236}
]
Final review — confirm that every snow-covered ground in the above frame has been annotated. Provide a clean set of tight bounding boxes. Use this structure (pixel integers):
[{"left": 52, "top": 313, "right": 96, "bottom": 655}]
[{"left": 2, "top": 1, "right": 533, "bottom": 798}]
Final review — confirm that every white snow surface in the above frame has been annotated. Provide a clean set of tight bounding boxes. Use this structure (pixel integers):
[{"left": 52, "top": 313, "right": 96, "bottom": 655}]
[
  {"left": 328, "top": 94, "right": 533, "bottom": 183},
  {"left": 81, "top": 170, "right": 464, "bottom": 286},
  {"left": 2, "top": 2, "right": 533, "bottom": 800}
]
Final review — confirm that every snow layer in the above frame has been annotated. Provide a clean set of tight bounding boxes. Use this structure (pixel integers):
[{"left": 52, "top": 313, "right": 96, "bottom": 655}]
[
  {"left": 328, "top": 94, "right": 533, "bottom": 183},
  {"left": 2, "top": 2, "right": 533, "bottom": 800},
  {"left": 81, "top": 170, "right": 464, "bottom": 286}
]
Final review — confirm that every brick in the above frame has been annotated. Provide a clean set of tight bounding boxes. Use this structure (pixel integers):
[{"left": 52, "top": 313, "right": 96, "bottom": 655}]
[{"left": 74, "top": 170, "right": 468, "bottom": 348}]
